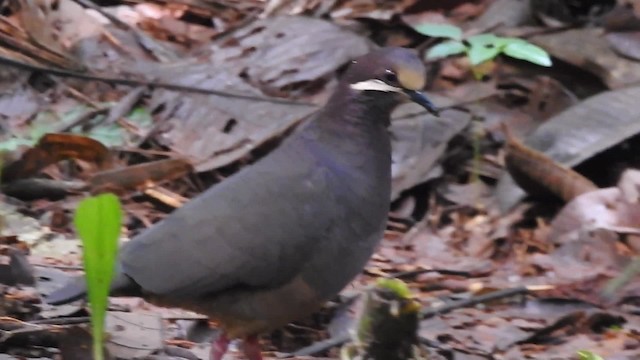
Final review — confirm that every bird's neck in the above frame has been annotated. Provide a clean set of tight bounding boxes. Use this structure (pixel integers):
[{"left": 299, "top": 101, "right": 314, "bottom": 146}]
[
  {"left": 293, "top": 84, "right": 393, "bottom": 176},
  {"left": 316, "top": 84, "right": 396, "bottom": 133}
]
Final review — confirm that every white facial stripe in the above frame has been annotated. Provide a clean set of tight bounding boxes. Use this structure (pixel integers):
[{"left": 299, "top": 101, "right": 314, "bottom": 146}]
[{"left": 350, "top": 79, "right": 402, "bottom": 92}]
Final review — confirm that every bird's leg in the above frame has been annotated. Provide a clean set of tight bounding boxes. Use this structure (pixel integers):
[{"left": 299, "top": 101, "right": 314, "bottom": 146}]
[
  {"left": 210, "top": 332, "right": 230, "bottom": 360},
  {"left": 241, "top": 335, "right": 263, "bottom": 360}
]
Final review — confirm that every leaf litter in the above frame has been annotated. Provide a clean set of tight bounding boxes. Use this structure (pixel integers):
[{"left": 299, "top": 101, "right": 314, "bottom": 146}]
[{"left": 0, "top": 0, "right": 639, "bottom": 359}]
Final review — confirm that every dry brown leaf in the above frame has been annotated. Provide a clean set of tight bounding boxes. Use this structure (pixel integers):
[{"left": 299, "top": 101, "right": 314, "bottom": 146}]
[
  {"left": 496, "top": 86, "right": 640, "bottom": 210},
  {"left": 1, "top": 133, "right": 112, "bottom": 183},
  {"left": 208, "top": 16, "right": 371, "bottom": 92}
]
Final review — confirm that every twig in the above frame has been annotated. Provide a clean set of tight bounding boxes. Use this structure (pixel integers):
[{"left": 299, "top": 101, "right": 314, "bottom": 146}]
[
  {"left": 61, "top": 82, "right": 102, "bottom": 108},
  {"left": 420, "top": 286, "right": 528, "bottom": 319},
  {"left": 31, "top": 317, "right": 91, "bottom": 325},
  {"left": 389, "top": 268, "right": 473, "bottom": 280},
  {"left": 0, "top": 55, "right": 316, "bottom": 107},
  {"left": 33, "top": 263, "right": 84, "bottom": 271}
]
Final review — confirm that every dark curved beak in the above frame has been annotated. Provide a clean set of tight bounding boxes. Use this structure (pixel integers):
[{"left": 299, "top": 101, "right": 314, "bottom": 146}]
[{"left": 404, "top": 90, "right": 439, "bottom": 116}]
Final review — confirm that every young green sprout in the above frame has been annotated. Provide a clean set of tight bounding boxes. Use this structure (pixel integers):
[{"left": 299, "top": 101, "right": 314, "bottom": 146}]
[
  {"left": 415, "top": 23, "right": 552, "bottom": 68},
  {"left": 74, "top": 193, "right": 122, "bottom": 360}
]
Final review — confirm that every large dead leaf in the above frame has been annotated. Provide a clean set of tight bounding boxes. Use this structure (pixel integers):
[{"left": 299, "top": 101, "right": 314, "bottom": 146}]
[
  {"left": 530, "top": 28, "right": 640, "bottom": 89},
  {"left": 145, "top": 16, "right": 372, "bottom": 172},
  {"left": 463, "top": 0, "right": 532, "bottom": 32},
  {"left": 208, "top": 16, "right": 371, "bottom": 93},
  {"left": 148, "top": 68, "right": 316, "bottom": 172},
  {"left": 496, "top": 86, "right": 640, "bottom": 210},
  {"left": 607, "top": 31, "right": 640, "bottom": 61},
  {"left": 8, "top": 14, "right": 416, "bottom": 180}
]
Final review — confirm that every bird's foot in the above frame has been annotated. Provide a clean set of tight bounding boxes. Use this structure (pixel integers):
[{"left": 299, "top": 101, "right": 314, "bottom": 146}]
[
  {"left": 241, "top": 335, "right": 263, "bottom": 360},
  {"left": 210, "top": 333, "right": 230, "bottom": 360}
]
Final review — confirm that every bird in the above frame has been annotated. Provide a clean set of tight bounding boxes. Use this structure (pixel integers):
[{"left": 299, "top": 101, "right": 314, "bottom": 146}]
[{"left": 45, "top": 47, "right": 439, "bottom": 360}]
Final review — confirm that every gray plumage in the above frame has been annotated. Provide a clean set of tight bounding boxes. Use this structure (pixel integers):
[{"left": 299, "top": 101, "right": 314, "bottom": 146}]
[{"left": 46, "top": 47, "right": 437, "bottom": 341}]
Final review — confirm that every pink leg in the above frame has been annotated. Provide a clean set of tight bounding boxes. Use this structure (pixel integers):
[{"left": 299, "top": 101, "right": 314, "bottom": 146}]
[
  {"left": 210, "top": 333, "right": 230, "bottom": 360},
  {"left": 241, "top": 335, "right": 263, "bottom": 360}
]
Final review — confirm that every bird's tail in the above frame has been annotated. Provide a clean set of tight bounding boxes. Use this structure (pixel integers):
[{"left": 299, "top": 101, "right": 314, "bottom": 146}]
[
  {"left": 45, "top": 272, "right": 140, "bottom": 305},
  {"left": 45, "top": 275, "right": 88, "bottom": 305}
]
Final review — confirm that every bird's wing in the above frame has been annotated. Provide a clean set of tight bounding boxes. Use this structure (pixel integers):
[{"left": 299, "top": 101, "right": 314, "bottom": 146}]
[{"left": 119, "top": 147, "right": 335, "bottom": 298}]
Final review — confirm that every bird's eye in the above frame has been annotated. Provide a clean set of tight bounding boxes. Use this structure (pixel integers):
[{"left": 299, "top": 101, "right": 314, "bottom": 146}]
[{"left": 384, "top": 70, "right": 398, "bottom": 84}]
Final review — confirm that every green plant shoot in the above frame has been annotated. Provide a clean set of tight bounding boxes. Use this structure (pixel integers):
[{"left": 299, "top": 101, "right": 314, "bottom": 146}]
[
  {"left": 74, "top": 193, "right": 122, "bottom": 360},
  {"left": 577, "top": 350, "right": 604, "bottom": 360},
  {"left": 417, "top": 23, "right": 552, "bottom": 67}
]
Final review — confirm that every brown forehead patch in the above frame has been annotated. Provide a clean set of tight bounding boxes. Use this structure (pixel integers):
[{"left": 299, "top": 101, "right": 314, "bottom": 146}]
[{"left": 396, "top": 67, "right": 425, "bottom": 90}]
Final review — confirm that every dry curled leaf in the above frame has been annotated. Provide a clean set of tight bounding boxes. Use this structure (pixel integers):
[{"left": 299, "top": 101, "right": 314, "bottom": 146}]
[
  {"left": 497, "top": 86, "right": 640, "bottom": 210},
  {"left": 1, "top": 133, "right": 112, "bottom": 183},
  {"left": 503, "top": 126, "right": 597, "bottom": 203},
  {"left": 209, "top": 15, "right": 371, "bottom": 92}
]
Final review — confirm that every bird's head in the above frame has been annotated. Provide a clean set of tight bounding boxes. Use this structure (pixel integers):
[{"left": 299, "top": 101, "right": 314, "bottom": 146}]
[{"left": 343, "top": 47, "right": 439, "bottom": 116}]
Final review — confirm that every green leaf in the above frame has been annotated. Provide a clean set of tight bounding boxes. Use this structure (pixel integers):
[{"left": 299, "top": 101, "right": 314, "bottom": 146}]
[
  {"left": 467, "top": 33, "right": 501, "bottom": 48},
  {"left": 413, "top": 23, "right": 462, "bottom": 40},
  {"left": 467, "top": 43, "right": 501, "bottom": 65},
  {"left": 577, "top": 350, "right": 604, "bottom": 360},
  {"left": 75, "top": 193, "right": 122, "bottom": 360},
  {"left": 426, "top": 40, "right": 467, "bottom": 59},
  {"left": 466, "top": 34, "right": 503, "bottom": 65},
  {"left": 503, "top": 41, "right": 552, "bottom": 66}
]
